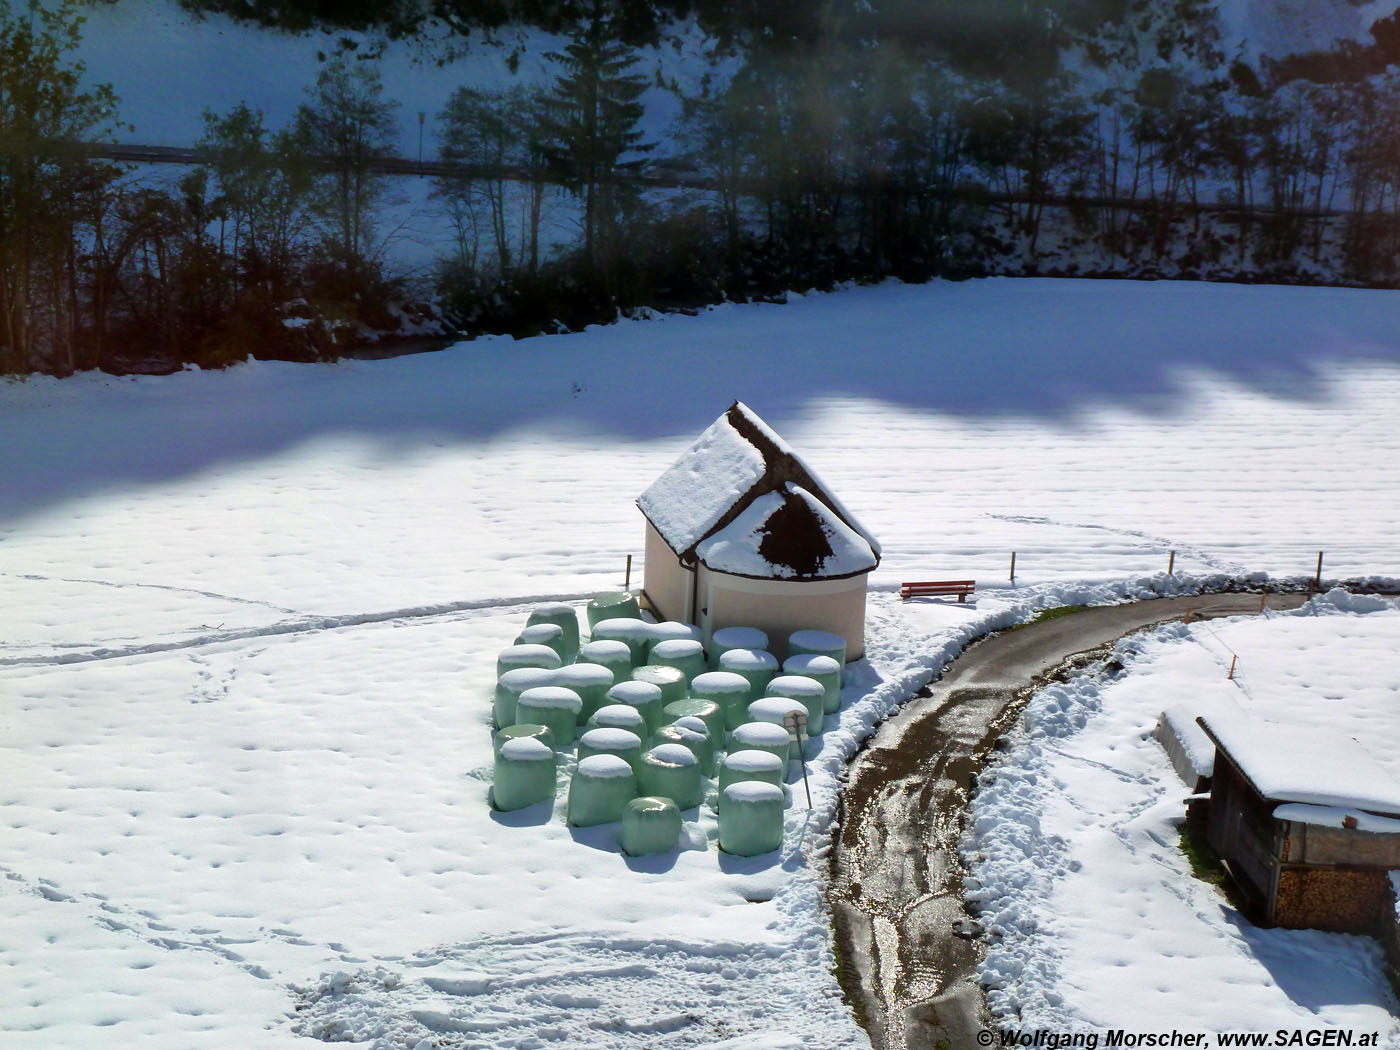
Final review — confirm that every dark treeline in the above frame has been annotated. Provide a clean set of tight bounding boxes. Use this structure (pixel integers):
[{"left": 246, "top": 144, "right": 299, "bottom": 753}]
[{"left": 10, "top": 0, "right": 1400, "bottom": 375}]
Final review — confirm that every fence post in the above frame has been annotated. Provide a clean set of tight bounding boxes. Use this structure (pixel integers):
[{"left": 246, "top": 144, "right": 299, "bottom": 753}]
[
  {"left": 1313, "top": 551, "right": 1323, "bottom": 593},
  {"left": 1228, "top": 654, "right": 1238, "bottom": 680},
  {"left": 1168, "top": 549, "right": 1176, "bottom": 575},
  {"left": 625, "top": 554, "right": 632, "bottom": 591},
  {"left": 1010, "top": 551, "right": 1016, "bottom": 584}
]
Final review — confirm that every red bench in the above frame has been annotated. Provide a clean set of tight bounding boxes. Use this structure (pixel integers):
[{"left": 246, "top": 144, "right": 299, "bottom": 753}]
[{"left": 900, "top": 579, "right": 976, "bottom": 602}]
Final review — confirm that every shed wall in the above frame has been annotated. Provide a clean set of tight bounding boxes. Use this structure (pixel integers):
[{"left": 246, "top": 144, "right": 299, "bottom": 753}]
[
  {"left": 698, "top": 568, "right": 868, "bottom": 662},
  {"left": 642, "top": 520, "right": 693, "bottom": 624}
]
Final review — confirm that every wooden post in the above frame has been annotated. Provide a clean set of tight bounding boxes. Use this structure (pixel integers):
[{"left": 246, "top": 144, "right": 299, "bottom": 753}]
[
  {"left": 625, "top": 554, "right": 632, "bottom": 591},
  {"left": 1314, "top": 551, "right": 1323, "bottom": 593},
  {"left": 784, "top": 711, "right": 813, "bottom": 808},
  {"left": 1184, "top": 609, "right": 1192, "bottom": 625},
  {"left": 1010, "top": 551, "right": 1017, "bottom": 583},
  {"left": 1259, "top": 593, "right": 1267, "bottom": 614},
  {"left": 1168, "top": 549, "right": 1176, "bottom": 575},
  {"left": 1228, "top": 654, "right": 1237, "bottom": 680}
]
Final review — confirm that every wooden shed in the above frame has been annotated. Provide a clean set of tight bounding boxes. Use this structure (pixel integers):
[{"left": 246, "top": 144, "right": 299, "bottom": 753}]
[
  {"left": 636, "top": 402, "right": 880, "bottom": 661},
  {"left": 1198, "top": 712, "right": 1400, "bottom": 932}
]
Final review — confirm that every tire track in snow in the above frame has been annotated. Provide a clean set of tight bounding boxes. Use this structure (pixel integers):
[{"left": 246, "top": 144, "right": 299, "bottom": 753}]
[{"left": 0, "top": 590, "right": 603, "bottom": 668}]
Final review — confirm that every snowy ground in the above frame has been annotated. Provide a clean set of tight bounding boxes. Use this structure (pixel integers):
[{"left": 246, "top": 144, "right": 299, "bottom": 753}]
[
  {"left": 966, "top": 591, "right": 1400, "bottom": 1044},
  {"left": 2, "top": 278, "right": 1400, "bottom": 1047}
]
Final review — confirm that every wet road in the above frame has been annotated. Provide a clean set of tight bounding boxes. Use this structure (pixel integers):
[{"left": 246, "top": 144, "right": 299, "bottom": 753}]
[{"left": 829, "top": 592, "right": 1310, "bottom": 1050}]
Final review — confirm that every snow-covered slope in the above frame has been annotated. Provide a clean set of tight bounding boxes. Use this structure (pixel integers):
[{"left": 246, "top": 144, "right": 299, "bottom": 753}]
[{"left": 2, "top": 277, "right": 1400, "bottom": 1047}]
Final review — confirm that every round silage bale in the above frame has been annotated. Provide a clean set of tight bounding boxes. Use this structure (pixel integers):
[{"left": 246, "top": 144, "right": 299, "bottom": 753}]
[
  {"left": 719, "top": 781, "right": 785, "bottom": 856},
  {"left": 648, "top": 638, "right": 706, "bottom": 686},
  {"left": 653, "top": 722, "right": 715, "bottom": 776},
  {"left": 729, "top": 721, "right": 792, "bottom": 767},
  {"left": 644, "top": 621, "right": 703, "bottom": 659},
  {"left": 787, "top": 629, "right": 847, "bottom": 671},
  {"left": 661, "top": 698, "right": 725, "bottom": 749},
  {"left": 492, "top": 736, "right": 557, "bottom": 812},
  {"left": 494, "top": 666, "right": 559, "bottom": 729},
  {"left": 515, "top": 686, "right": 583, "bottom": 748},
  {"left": 631, "top": 665, "right": 686, "bottom": 709},
  {"left": 783, "top": 653, "right": 842, "bottom": 715},
  {"left": 496, "top": 643, "right": 562, "bottom": 680},
  {"left": 586, "top": 591, "right": 640, "bottom": 629},
  {"left": 709, "top": 626, "right": 769, "bottom": 670},
  {"left": 514, "top": 623, "right": 568, "bottom": 665},
  {"left": 717, "top": 648, "right": 779, "bottom": 707},
  {"left": 588, "top": 702, "right": 651, "bottom": 744},
  {"left": 527, "top": 603, "right": 581, "bottom": 662},
  {"left": 567, "top": 754, "right": 636, "bottom": 827},
  {"left": 719, "top": 749, "right": 786, "bottom": 792},
  {"left": 638, "top": 743, "right": 703, "bottom": 810},
  {"left": 766, "top": 674, "right": 827, "bottom": 735},
  {"left": 553, "top": 663, "right": 616, "bottom": 724},
  {"left": 577, "top": 726, "right": 645, "bottom": 773},
  {"left": 620, "top": 796, "right": 682, "bottom": 857},
  {"left": 590, "top": 618, "right": 654, "bottom": 667},
  {"left": 494, "top": 722, "right": 555, "bottom": 755},
  {"left": 690, "top": 670, "right": 755, "bottom": 732},
  {"left": 578, "top": 640, "right": 632, "bottom": 690},
  {"left": 604, "top": 681, "right": 664, "bottom": 735}
]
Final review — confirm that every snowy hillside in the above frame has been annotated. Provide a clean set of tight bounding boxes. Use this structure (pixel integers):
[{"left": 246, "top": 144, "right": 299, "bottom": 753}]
[{"left": 2, "top": 277, "right": 1400, "bottom": 1047}]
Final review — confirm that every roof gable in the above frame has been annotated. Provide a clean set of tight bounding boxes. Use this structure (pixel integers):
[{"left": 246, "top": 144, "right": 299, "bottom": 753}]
[
  {"left": 637, "top": 402, "right": 880, "bottom": 573},
  {"left": 695, "top": 483, "right": 879, "bottom": 579}
]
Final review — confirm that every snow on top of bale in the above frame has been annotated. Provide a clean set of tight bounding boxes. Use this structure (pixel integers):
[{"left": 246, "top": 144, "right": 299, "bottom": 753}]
[
  {"left": 637, "top": 402, "right": 879, "bottom": 576},
  {"left": 690, "top": 671, "right": 751, "bottom": 693},
  {"left": 1199, "top": 712, "right": 1400, "bottom": 816},
  {"left": 651, "top": 638, "right": 703, "bottom": 659},
  {"left": 499, "top": 737, "right": 555, "bottom": 762},
  {"left": 577, "top": 754, "right": 635, "bottom": 779},
  {"left": 579, "top": 727, "right": 642, "bottom": 750},
  {"left": 647, "top": 743, "right": 697, "bottom": 767},
  {"left": 722, "top": 781, "right": 784, "bottom": 803},
  {"left": 725, "top": 749, "right": 784, "bottom": 773},
  {"left": 782, "top": 653, "right": 841, "bottom": 675},
  {"left": 731, "top": 721, "right": 791, "bottom": 746},
  {"left": 719, "top": 648, "right": 779, "bottom": 672},
  {"left": 606, "top": 682, "right": 662, "bottom": 703}
]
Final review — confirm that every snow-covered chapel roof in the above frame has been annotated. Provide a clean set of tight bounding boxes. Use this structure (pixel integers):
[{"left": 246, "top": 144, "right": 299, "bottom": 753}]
[{"left": 637, "top": 402, "right": 880, "bottom": 580}]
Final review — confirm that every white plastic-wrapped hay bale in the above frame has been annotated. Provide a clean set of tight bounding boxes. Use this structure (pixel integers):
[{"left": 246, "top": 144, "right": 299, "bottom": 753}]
[
  {"left": 788, "top": 628, "right": 847, "bottom": 669},
  {"left": 719, "top": 781, "right": 785, "bottom": 856},
  {"left": 709, "top": 626, "right": 769, "bottom": 670},
  {"left": 661, "top": 698, "right": 725, "bottom": 748},
  {"left": 577, "top": 726, "right": 645, "bottom": 773},
  {"left": 718, "top": 648, "right": 778, "bottom": 706},
  {"left": 496, "top": 643, "right": 562, "bottom": 679},
  {"left": 493, "top": 736, "right": 557, "bottom": 812},
  {"left": 638, "top": 744, "right": 703, "bottom": 810},
  {"left": 766, "top": 674, "right": 827, "bottom": 735},
  {"left": 719, "top": 749, "right": 786, "bottom": 792},
  {"left": 527, "top": 603, "right": 581, "bottom": 662},
  {"left": 631, "top": 664, "right": 686, "bottom": 708},
  {"left": 568, "top": 754, "right": 636, "bottom": 827},
  {"left": 729, "top": 721, "right": 791, "bottom": 766},
  {"left": 690, "top": 670, "right": 755, "bottom": 732},
  {"left": 621, "top": 796, "right": 682, "bottom": 856},
  {"left": 605, "top": 681, "right": 664, "bottom": 735},
  {"left": 648, "top": 638, "right": 706, "bottom": 686},
  {"left": 747, "top": 696, "right": 810, "bottom": 744},
  {"left": 553, "top": 663, "right": 616, "bottom": 725},
  {"left": 590, "top": 617, "right": 654, "bottom": 667},
  {"left": 514, "top": 623, "right": 568, "bottom": 665},
  {"left": 577, "top": 640, "right": 632, "bottom": 691},
  {"left": 494, "top": 666, "right": 559, "bottom": 728},
  {"left": 515, "top": 686, "right": 583, "bottom": 748},
  {"left": 493, "top": 722, "right": 555, "bottom": 755},
  {"left": 644, "top": 621, "right": 703, "bottom": 658},
  {"left": 783, "top": 653, "right": 842, "bottom": 715},
  {"left": 586, "top": 591, "right": 640, "bottom": 629},
  {"left": 586, "top": 703, "right": 650, "bottom": 742},
  {"left": 653, "top": 722, "right": 715, "bottom": 777}
]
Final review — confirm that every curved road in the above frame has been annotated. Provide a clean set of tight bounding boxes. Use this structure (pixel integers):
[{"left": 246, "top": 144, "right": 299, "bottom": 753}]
[{"left": 830, "top": 591, "right": 1310, "bottom": 1050}]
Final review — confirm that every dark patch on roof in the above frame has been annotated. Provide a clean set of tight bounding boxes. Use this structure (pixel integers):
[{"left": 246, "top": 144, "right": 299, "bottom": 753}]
[{"left": 756, "top": 489, "right": 836, "bottom": 577}]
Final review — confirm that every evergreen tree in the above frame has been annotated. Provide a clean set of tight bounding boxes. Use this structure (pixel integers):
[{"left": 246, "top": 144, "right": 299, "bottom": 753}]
[{"left": 537, "top": 2, "right": 653, "bottom": 302}]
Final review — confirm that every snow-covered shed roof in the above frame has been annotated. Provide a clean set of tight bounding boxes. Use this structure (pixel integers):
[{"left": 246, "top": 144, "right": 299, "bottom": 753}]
[
  {"left": 1198, "top": 713, "right": 1400, "bottom": 818},
  {"left": 637, "top": 402, "right": 880, "bottom": 581}
]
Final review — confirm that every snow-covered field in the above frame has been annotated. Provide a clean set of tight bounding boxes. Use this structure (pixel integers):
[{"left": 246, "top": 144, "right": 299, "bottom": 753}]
[
  {"left": 2, "top": 277, "right": 1400, "bottom": 1047},
  {"left": 967, "top": 592, "right": 1400, "bottom": 1043}
]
